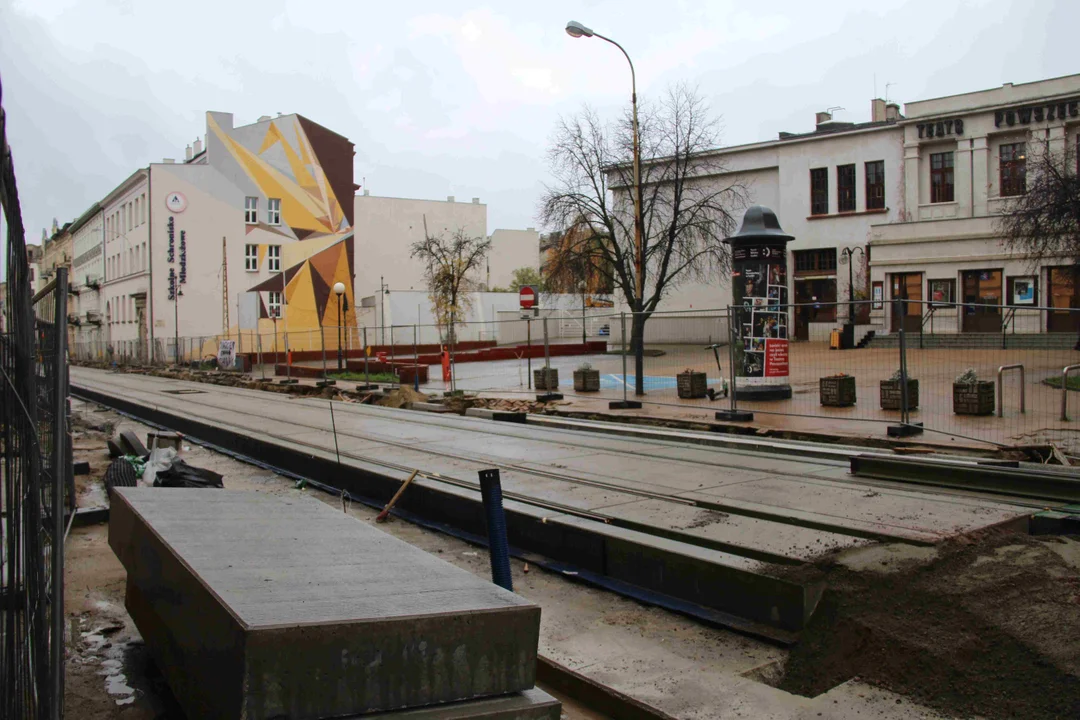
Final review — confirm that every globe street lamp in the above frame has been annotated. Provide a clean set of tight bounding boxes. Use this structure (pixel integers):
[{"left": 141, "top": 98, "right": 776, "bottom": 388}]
[
  {"left": 565, "top": 20, "right": 644, "bottom": 393},
  {"left": 333, "top": 282, "right": 346, "bottom": 371}
]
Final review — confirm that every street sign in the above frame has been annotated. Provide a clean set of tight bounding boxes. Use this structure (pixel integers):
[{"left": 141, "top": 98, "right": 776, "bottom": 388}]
[{"left": 519, "top": 285, "right": 538, "bottom": 309}]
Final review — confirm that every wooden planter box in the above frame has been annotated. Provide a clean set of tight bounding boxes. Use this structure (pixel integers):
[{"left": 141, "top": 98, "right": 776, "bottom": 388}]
[
  {"left": 820, "top": 375, "right": 856, "bottom": 407},
  {"left": 880, "top": 379, "right": 919, "bottom": 410},
  {"left": 677, "top": 371, "right": 707, "bottom": 399},
  {"left": 953, "top": 381, "right": 994, "bottom": 416},
  {"left": 573, "top": 369, "right": 600, "bottom": 392},
  {"left": 533, "top": 368, "right": 559, "bottom": 390}
]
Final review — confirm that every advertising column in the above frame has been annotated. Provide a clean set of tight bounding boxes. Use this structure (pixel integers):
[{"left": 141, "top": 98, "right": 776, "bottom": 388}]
[{"left": 725, "top": 206, "right": 793, "bottom": 401}]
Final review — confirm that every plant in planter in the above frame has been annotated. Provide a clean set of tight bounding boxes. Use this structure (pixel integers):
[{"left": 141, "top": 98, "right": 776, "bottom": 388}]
[
  {"left": 953, "top": 368, "right": 994, "bottom": 416},
  {"left": 820, "top": 373, "right": 856, "bottom": 407},
  {"left": 880, "top": 369, "right": 919, "bottom": 411},
  {"left": 533, "top": 365, "right": 559, "bottom": 391},
  {"left": 677, "top": 368, "right": 707, "bottom": 399},
  {"left": 573, "top": 362, "right": 601, "bottom": 392}
]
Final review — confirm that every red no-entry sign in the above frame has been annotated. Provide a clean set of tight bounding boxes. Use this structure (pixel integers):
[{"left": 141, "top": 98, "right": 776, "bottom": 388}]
[{"left": 519, "top": 285, "right": 538, "bottom": 309}]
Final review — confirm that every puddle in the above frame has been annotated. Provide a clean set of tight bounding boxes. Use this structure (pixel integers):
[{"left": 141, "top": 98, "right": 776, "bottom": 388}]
[{"left": 82, "top": 623, "right": 137, "bottom": 706}]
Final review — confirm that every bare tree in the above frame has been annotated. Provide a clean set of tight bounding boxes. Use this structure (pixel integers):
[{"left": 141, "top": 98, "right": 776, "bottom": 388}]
[
  {"left": 997, "top": 137, "right": 1080, "bottom": 268},
  {"left": 540, "top": 84, "right": 747, "bottom": 395},
  {"left": 410, "top": 221, "right": 492, "bottom": 355}
]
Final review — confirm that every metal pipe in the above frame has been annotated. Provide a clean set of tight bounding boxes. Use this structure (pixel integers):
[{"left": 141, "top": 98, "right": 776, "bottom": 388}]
[
  {"left": 620, "top": 311, "right": 628, "bottom": 405},
  {"left": 996, "top": 364, "right": 1025, "bottom": 418},
  {"left": 728, "top": 307, "right": 737, "bottom": 411},
  {"left": 542, "top": 316, "right": 551, "bottom": 390},
  {"left": 51, "top": 267, "right": 69, "bottom": 718},
  {"left": 1062, "top": 364, "right": 1080, "bottom": 421}
]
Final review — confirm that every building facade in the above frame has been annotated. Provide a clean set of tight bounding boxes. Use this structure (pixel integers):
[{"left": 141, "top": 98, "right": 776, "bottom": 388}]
[
  {"left": 616, "top": 72, "right": 1080, "bottom": 340},
  {"left": 869, "top": 74, "right": 1080, "bottom": 335},
  {"left": 613, "top": 98, "right": 904, "bottom": 342},
  {"left": 66, "top": 111, "right": 357, "bottom": 361},
  {"left": 70, "top": 204, "right": 105, "bottom": 354}
]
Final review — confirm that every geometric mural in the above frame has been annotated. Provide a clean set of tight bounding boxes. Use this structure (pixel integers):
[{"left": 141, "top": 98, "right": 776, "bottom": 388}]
[{"left": 208, "top": 113, "right": 356, "bottom": 338}]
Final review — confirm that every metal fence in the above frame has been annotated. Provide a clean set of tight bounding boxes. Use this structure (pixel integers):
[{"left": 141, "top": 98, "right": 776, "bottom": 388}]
[{"left": 2, "top": 73, "right": 71, "bottom": 720}]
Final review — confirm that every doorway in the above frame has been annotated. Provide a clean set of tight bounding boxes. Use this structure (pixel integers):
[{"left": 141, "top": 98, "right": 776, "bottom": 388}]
[
  {"left": 889, "top": 273, "right": 923, "bottom": 333},
  {"left": 135, "top": 294, "right": 147, "bottom": 361},
  {"left": 794, "top": 278, "right": 836, "bottom": 341},
  {"left": 961, "top": 270, "right": 1002, "bottom": 333},
  {"left": 1047, "top": 266, "right": 1080, "bottom": 333}
]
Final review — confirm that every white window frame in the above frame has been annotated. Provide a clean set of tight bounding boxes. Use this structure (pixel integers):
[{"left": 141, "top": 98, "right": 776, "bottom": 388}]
[
  {"left": 267, "top": 198, "right": 281, "bottom": 226},
  {"left": 267, "top": 244, "right": 281, "bottom": 272},
  {"left": 245, "top": 196, "right": 259, "bottom": 225},
  {"left": 268, "top": 291, "right": 282, "bottom": 318},
  {"left": 245, "top": 244, "right": 259, "bottom": 271}
]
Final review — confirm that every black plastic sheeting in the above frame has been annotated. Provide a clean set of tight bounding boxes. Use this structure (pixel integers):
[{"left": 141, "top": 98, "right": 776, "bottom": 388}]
[{"left": 155, "top": 459, "right": 223, "bottom": 489}]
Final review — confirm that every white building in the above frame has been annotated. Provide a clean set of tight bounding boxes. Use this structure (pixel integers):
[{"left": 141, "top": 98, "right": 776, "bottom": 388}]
[
  {"left": 69, "top": 203, "right": 105, "bottom": 355},
  {"left": 617, "top": 72, "right": 1080, "bottom": 341},
  {"left": 618, "top": 98, "right": 904, "bottom": 342},
  {"left": 869, "top": 74, "right": 1080, "bottom": 335},
  {"left": 353, "top": 192, "right": 541, "bottom": 330}
]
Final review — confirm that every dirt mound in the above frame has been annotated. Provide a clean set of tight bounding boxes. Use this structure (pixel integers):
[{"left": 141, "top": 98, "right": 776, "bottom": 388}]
[
  {"left": 375, "top": 386, "right": 431, "bottom": 409},
  {"left": 774, "top": 532, "right": 1080, "bottom": 719}
]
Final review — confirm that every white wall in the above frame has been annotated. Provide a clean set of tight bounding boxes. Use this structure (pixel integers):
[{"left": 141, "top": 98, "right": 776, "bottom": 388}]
[
  {"left": 353, "top": 194, "right": 487, "bottom": 297},
  {"left": 486, "top": 228, "right": 539, "bottom": 289}
]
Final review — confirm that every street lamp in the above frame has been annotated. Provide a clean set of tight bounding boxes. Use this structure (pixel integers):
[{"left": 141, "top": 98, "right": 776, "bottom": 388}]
[
  {"left": 579, "top": 279, "right": 588, "bottom": 345},
  {"left": 566, "top": 19, "right": 644, "bottom": 393},
  {"left": 841, "top": 246, "right": 866, "bottom": 325},
  {"left": 333, "top": 281, "right": 346, "bottom": 371}
]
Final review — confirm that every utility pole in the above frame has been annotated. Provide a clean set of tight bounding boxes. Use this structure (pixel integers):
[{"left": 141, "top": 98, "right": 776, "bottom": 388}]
[{"left": 221, "top": 236, "right": 229, "bottom": 339}]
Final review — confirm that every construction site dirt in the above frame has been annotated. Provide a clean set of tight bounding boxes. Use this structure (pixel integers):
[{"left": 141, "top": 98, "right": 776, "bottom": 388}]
[{"left": 66, "top": 398, "right": 1080, "bottom": 719}]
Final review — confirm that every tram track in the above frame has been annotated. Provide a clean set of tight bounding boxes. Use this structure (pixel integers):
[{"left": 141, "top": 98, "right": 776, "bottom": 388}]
[{"left": 70, "top": 371, "right": 1031, "bottom": 550}]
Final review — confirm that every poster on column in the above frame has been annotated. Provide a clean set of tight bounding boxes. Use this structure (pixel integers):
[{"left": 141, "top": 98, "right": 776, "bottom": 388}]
[{"left": 731, "top": 241, "right": 789, "bottom": 387}]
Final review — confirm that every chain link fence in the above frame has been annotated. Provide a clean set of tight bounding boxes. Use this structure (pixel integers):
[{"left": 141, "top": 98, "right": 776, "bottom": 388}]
[{"left": 2, "top": 73, "right": 71, "bottom": 720}]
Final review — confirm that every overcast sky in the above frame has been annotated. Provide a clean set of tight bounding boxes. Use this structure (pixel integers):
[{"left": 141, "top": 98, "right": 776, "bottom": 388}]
[{"left": 1, "top": 0, "right": 1077, "bottom": 252}]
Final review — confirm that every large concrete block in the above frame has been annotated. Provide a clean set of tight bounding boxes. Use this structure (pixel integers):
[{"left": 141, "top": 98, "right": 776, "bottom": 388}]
[{"left": 109, "top": 488, "right": 541, "bottom": 720}]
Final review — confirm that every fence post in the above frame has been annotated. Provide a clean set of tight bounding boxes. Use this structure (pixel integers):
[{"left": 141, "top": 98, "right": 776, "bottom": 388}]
[
  {"left": 526, "top": 316, "right": 532, "bottom": 390},
  {"left": 51, "top": 268, "right": 69, "bottom": 716},
  {"left": 363, "top": 326, "right": 371, "bottom": 387},
  {"left": 621, "top": 312, "right": 628, "bottom": 405},
  {"left": 728, "top": 307, "right": 738, "bottom": 413},
  {"left": 899, "top": 326, "right": 910, "bottom": 426},
  {"left": 543, "top": 316, "right": 551, "bottom": 378}
]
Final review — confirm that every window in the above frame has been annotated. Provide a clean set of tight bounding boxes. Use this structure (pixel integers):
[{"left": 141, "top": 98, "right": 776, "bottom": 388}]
[
  {"left": 865, "top": 160, "right": 885, "bottom": 210},
  {"left": 810, "top": 168, "right": 828, "bottom": 215},
  {"left": 837, "top": 164, "right": 856, "bottom": 213},
  {"left": 267, "top": 244, "right": 281, "bottom": 272},
  {"left": 127, "top": 203, "right": 132, "bottom": 232},
  {"left": 1000, "top": 142, "right": 1026, "bottom": 197},
  {"left": 930, "top": 152, "right": 954, "bottom": 203},
  {"left": 245, "top": 244, "right": 259, "bottom": 271},
  {"left": 268, "top": 291, "right": 282, "bottom": 318},
  {"left": 141, "top": 193, "right": 146, "bottom": 224},
  {"left": 267, "top": 198, "right": 281, "bottom": 226},
  {"left": 142, "top": 242, "right": 147, "bottom": 270},
  {"left": 793, "top": 248, "right": 837, "bottom": 274},
  {"left": 245, "top": 196, "right": 258, "bottom": 224},
  {"left": 134, "top": 198, "right": 140, "bottom": 227}
]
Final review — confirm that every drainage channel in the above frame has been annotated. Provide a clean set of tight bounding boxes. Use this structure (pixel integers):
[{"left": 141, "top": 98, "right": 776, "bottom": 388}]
[{"left": 73, "top": 383, "right": 815, "bottom": 644}]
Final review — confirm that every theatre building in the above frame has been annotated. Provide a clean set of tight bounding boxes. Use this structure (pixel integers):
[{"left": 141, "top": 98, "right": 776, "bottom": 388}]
[{"left": 869, "top": 74, "right": 1080, "bottom": 335}]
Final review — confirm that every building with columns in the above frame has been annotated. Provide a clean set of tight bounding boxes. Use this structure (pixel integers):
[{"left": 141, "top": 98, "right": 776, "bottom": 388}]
[
  {"left": 869, "top": 74, "right": 1080, "bottom": 335},
  {"left": 614, "top": 72, "right": 1080, "bottom": 341}
]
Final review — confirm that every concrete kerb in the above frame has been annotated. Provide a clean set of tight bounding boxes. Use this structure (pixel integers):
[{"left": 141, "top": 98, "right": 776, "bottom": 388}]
[{"left": 72, "top": 383, "right": 819, "bottom": 640}]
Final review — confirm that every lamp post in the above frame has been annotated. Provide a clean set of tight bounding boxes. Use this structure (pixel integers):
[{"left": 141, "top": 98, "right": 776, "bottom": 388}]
[
  {"left": 579, "top": 279, "right": 587, "bottom": 345},
  {"left": 333, "top": 282, "right": 346, "bottom": 371},
  {"left": 841, "top": 246, "right": 865, "bottom": 325},
  {"left": 566, "top": 19, "right": 643, "bottom": 394}
]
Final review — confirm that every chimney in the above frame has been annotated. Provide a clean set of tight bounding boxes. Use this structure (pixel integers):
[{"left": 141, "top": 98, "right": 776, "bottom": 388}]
[
  {"left": 885, "top": 103, "right": 901, "bottom": 121},
  {"left": 472, "top": 197, "right": 480, "bottom": 204},
  {"left": 258, "top": 115, "right": 272, "bottom": 123},
  {"left": 815, "top": 111, "right": 832, "bottom": 126},
  {"left": 871, "top": 98, "right": 887, "bottom": 122},
  {"left": 447, "top": 196, "right": 455, "bottom": 203},
  {"left": 193, "top": 137, "right": 203, "bottom": 155},
  {"left": 162, "top": 158, "right": 175, "bottom": 164},
  {"left": 363, "top": 189, "right": 370, "bottom": 196},
  {"left": 185, "top": 144, "right": 193, "bottom": 161}
]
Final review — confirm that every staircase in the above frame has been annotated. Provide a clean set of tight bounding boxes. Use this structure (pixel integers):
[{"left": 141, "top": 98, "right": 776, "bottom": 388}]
[
  {"left": 855, "top": 330, "right": 876, "bottom": 349},
  {"left": 866, "top": 332, "right": 1079, "bottom": 350}
]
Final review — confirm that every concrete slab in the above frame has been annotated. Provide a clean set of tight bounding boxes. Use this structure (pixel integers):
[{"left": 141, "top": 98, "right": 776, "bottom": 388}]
[{"left": 109, "top": 488, "right": 541, "bottom": 720}]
